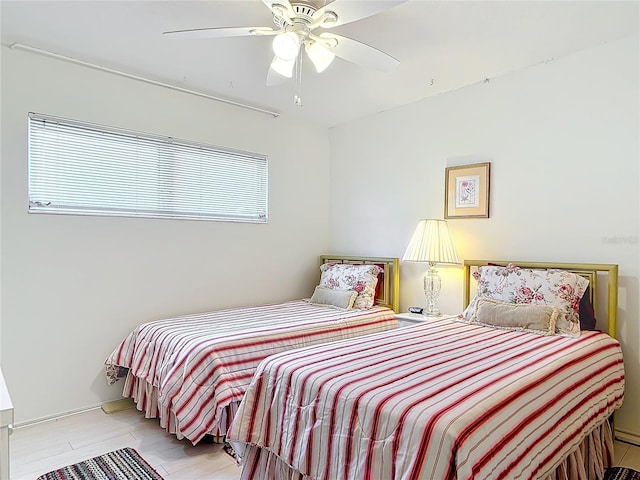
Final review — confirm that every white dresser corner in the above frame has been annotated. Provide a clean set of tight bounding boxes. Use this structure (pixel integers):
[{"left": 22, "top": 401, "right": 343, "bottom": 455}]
[{"left": 0, "top": 368, "right": 14, "bottom": 480}]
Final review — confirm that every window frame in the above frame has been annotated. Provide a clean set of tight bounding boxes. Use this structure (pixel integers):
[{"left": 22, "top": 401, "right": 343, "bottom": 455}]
[{"left": 27, "top": 112, "right": 269, "bottom": 224}]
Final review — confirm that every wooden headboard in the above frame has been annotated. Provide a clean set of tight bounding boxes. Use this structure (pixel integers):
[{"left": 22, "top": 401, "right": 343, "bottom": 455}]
[
  {"left": 319, "top": 255, "right": 400, "bottom": 313},
  {"left": 463, "top": 260, "right": 619, "bottom": 338}
]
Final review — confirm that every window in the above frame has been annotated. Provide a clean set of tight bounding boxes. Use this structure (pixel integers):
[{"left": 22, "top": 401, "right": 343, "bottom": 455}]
[{"left": 28, "top": 112, "right": 268, "bottom": 223}]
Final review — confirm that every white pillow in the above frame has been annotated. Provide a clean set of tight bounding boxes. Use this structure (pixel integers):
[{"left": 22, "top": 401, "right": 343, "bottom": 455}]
[
  {"left": 465, "top": 298, "right": 559, "bottom": 336},
  {"left": 309, "top": 286, "right": 358, "bottom": 310}
]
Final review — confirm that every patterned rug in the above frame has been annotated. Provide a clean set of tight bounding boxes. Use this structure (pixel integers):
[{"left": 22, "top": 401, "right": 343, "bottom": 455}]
[
  {"left": 605, "top": 467, "right": 640, "bottom": 480},
  {"left": 36, "top": 447, "right": 164, "bottom": 480}
]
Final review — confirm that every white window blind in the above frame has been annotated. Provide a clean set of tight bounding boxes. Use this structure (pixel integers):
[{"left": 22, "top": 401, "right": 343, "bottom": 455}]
[{"left": 28, "top": 112, "right": 268, "bottom": 223}]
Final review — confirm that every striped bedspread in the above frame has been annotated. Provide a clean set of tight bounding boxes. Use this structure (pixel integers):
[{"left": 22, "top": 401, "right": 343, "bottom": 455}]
[
  {"left": 227, "top": 316, "right": 625, "bottom": 480},
  {"left": 105, "top": 300, "right": 397, "bottom": 444}
]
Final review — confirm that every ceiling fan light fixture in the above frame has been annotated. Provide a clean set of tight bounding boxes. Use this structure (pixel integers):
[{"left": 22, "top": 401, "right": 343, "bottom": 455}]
[
  {"left": 270, "top": 56, "right": 296, "bottom": 78},
  {"left": 306, "top": 41, "right": 335, "bottom": 73},
  {"left": 272, "top": 32, "right": 300, "bottom": 61}
]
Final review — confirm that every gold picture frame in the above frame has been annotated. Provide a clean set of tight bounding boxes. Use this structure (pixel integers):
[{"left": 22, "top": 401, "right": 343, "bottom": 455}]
[{"left": 445, "top": 162, "right": 491, "bottom": 219}]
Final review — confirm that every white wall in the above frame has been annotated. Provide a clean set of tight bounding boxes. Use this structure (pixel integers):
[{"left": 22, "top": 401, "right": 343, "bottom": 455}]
[
  {"left": 328, "top": 35, "right": 640, "bottom": 437},
  {"left": 2, "top": 33, "right": 638, "bottom": 438},
  {"left": 0, "top": 46, "right": 330, "bottom": 423}
]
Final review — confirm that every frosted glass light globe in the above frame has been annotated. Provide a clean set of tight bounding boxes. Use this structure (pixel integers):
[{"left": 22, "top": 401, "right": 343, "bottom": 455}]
[{"left": 272, "top": 32, "right": 300, "bottom": 61}]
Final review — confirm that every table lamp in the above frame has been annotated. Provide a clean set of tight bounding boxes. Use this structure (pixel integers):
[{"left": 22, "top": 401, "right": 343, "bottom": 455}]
[{"left": 402, "top": 219, "right": 461, "bottom": 316}]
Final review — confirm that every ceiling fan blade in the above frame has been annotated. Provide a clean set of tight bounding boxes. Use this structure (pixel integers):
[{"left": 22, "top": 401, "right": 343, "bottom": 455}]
[
  {"left": 261, "top": 0, "right": 296, "bottom": 20},
  {"left": 162, "top": 26, "right": 276, "bottom": 39},
  {"left": 313, "top": 0, "right": 407, "bottom": 28},
  {"left": 320, "top": 33, "right": 399, "bottom": 72}
]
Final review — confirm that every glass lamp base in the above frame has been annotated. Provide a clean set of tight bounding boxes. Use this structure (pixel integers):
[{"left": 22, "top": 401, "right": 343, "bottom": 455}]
[{"left": 423, "top": 263, "right": 442, "bottom": 316}]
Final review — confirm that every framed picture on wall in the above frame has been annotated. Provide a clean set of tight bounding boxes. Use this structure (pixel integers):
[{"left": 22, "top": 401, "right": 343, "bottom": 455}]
[{"left": 444, "top": 162, "right": 491, "bottom": 219}]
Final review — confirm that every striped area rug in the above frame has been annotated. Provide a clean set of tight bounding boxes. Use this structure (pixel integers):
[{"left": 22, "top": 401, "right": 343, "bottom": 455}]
[
  {"left": 605, "top": 467, "right": 640, "bottom": 480},
  {"left": 36, "top": 447, "right": 164, "bottom": 480}
]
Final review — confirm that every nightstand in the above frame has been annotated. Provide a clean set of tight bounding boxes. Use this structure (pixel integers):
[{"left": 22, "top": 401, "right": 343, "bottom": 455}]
[{"left": 396, "top": 312, "right": 457, "bottom": 327}]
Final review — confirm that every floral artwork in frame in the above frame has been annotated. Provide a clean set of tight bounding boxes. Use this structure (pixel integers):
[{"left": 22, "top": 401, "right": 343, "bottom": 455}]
[{"left": 444, "top": 162, "right": 490, "bottom": 219}]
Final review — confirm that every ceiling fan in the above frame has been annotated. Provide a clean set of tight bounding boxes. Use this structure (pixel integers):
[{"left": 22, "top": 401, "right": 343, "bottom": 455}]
[{"left": 163, "top": 0, "right": 407, "bottom": 103}]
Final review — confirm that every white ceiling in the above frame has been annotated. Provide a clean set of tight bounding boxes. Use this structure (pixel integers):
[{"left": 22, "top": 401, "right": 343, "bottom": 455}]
[{"left": 1, "top": 0, "right": 638, "bottom": 128}]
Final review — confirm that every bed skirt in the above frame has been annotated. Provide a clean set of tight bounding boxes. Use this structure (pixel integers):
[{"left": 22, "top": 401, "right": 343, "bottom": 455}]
[
  {"left": 234, "top": 419, "right": 614, "bottom": 480},
  {"left": 122, "top": 372, "right": 239, "bottom": 443},
  {"left": 542, "top": 419, "right": 614, "bottom": 480}
]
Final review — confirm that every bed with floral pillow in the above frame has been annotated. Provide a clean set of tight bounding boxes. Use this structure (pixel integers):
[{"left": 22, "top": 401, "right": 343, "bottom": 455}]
[
  {"left": 227, "top": 260, "right": 623, "bottom": 480},
  {"left": 104, "top": 255, "right": 398, "bottom": 444}
]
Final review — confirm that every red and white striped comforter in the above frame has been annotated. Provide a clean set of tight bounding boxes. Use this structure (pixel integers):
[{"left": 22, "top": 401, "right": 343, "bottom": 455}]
[
  {"left": 227, "top": 317, "right": 625, "bottom": 480},
  {"left": 105, "top": 300, "right": 397, "bottom": 444}
]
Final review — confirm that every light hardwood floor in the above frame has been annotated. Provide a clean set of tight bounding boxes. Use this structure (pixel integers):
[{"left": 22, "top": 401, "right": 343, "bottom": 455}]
[
  {"left": 9, "top": 406, "right": 640, "bottom": 479},
  {"left": 9, "top": 407, "right": 239, "bottom": 480}
]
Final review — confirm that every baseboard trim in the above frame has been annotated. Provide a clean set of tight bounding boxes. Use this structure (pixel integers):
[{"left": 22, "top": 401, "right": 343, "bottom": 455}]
[
  {"left": 616, "top": 429, "right": 640, "bottom": 446},
  {"left": 14, "top": 398, "right": 137, "bottom": 428},
  {"left": 101, "top": 398, "right": 135, "bottom": 414},
  {"left": 14, "top": 403, "right": 103, "bottom": 428}
]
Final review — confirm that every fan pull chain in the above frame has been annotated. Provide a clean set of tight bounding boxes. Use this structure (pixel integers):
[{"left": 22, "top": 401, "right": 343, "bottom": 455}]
[{"left": 294, "top": 48, "right": 303, "bottom": 107}]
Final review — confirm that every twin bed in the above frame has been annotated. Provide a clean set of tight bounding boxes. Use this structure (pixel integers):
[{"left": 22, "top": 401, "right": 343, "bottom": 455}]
[
  {"left": 106, "top": 257, "right": 624, "bottom": 480},
  {"left": 105, "top": 255, "right": 399, "bottom": 443},
  {"left": 225, "top": 260, "right": 624, "bottom": 480}
]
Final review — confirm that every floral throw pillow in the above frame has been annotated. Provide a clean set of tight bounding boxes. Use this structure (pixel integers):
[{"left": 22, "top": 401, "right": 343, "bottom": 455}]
[
  {"left": 462, "top": 264, "right": 588, "bottom": 337},
  {"left": 319, "top": 263, "right": 383, "bottom": 309}
]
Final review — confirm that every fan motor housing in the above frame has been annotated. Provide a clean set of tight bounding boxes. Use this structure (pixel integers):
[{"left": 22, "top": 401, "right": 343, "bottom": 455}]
[{"left": 274, "top": 2, "right": 318, "bottom": 28}]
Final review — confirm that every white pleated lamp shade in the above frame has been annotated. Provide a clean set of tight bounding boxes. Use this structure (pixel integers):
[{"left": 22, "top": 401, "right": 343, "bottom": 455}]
[{"left": 402, "top": 219, "right": 460, "bottom": 264}]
